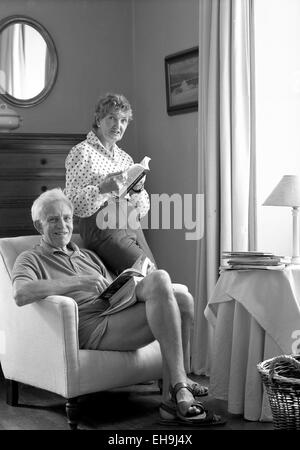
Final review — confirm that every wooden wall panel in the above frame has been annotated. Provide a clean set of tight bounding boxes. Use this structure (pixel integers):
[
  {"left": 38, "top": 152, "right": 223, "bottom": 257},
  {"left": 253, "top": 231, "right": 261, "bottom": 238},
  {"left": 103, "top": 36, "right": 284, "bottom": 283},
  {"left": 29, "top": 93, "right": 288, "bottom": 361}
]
[{"left": 0, "top": 133, "right": 85, "bottom": 238}]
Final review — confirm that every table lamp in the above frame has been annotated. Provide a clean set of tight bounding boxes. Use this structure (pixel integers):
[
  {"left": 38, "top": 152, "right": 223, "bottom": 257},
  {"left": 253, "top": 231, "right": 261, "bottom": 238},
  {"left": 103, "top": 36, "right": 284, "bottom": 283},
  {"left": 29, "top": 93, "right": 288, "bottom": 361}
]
[{"left": 263, "top": 175, "right": 300, "bottom": 264}]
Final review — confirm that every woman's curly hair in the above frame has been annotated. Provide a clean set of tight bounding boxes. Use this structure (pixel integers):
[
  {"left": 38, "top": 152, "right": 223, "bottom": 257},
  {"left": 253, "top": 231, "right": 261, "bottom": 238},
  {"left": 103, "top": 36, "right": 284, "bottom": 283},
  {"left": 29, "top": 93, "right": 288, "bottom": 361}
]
[{"left": 93, "top": 93, "right": 133, "bottom": 127}]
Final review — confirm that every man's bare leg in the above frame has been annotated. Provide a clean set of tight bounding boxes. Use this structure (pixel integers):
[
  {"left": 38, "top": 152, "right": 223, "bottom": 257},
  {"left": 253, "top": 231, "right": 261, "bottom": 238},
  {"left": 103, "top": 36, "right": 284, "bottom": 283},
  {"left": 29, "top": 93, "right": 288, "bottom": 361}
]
[
  {"left": 98, "top": 270, "right": 201, "bottom": 414},
  {"left": 172, "top": 283, "right": 208, "bottom": 395},
  {"left": 135, "top": 270, "right": 200, "bottom": 412},
  {"left": 172, "top": 284, "right": 193, "bottom": 373}
]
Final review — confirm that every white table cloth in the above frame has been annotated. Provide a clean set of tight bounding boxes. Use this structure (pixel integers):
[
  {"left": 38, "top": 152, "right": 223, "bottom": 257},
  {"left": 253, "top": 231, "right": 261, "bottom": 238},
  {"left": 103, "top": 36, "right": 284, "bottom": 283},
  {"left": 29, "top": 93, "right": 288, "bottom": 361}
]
[{"left": 204, "top": 266, "right": 300, "bottom": 421}]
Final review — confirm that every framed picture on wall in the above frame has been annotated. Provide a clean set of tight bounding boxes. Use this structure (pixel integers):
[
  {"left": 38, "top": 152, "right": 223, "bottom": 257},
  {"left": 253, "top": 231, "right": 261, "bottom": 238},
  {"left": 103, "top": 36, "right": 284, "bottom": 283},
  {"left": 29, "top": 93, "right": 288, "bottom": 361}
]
[{"left": 164, "top": 46, "right": 199, "bottom": 116}]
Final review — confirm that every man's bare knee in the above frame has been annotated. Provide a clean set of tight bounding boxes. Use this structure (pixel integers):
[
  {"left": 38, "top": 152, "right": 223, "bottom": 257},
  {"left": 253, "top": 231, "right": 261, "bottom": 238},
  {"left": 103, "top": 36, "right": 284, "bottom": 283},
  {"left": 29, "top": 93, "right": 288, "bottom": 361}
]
[
  {"left": 137, "top": 269, "right": 172, "bottom": 300},
  {"left": 151, "top": 269, "right": 171, "bottom": 284},
  {"left": 173, "top": 283, "right": 189, "bottom": 294}
]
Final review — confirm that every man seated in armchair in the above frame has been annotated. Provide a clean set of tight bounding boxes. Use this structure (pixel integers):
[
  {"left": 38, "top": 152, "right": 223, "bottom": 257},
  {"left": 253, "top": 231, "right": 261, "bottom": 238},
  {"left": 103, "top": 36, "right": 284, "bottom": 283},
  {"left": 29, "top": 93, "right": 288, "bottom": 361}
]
[{"left": 11, "top": 188, "right": 225, "bottom": 427}]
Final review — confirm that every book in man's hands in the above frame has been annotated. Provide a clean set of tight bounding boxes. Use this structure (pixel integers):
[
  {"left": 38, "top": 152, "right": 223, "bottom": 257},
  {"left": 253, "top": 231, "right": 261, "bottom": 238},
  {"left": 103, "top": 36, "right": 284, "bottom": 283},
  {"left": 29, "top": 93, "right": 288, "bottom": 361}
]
[
  {"left": 97, "top": 255, "right": 153, "bottom": 310},
  {"left": 116, "top": 156, "right": 151, "bottom": 197}
]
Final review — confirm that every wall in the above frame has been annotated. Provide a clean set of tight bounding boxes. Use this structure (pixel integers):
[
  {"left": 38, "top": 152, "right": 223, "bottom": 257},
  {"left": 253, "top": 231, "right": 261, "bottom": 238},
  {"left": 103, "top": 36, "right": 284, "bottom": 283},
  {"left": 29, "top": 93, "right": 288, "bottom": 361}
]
[
  {"left": 0, "top": 0, "right": 200, "bottom": 292},
  {"left": 255, "top": 0, "right": 300, "bottom": 256},
  {"left": 133, "top": 0, "right": 199, "bottom": 291},
  {"left": 0, "top": 0, "right": 135, "bottom": 150}
]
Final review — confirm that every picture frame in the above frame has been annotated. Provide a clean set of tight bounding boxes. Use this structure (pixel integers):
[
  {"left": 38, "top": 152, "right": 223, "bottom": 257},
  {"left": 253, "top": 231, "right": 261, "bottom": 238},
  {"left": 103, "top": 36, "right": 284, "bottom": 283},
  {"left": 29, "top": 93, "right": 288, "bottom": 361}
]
[{"left": 164, "top": 46, "right": 199, "bottom": 116}]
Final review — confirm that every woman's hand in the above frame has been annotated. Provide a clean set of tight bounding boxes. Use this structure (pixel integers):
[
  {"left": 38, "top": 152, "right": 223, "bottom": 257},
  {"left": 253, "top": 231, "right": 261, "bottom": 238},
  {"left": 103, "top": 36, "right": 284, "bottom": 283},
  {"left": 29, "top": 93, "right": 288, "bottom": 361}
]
[
  {"left": 79, "top": 275, "right": 111, "bottom": 295},
  {"left": 99, "top": 171, "right": 128, "bottom": 195},
  {"left": 130, "top": 175, "right": 146, "bottom": 194}
]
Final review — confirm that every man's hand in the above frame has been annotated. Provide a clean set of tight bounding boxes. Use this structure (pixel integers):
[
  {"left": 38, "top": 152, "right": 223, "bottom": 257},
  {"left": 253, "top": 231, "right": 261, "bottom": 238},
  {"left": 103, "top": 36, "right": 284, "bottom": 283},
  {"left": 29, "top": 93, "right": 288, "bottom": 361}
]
[
  {"left": 99, "top": 171, "right": 128, "bottom": 195},
  {"left": 79, "top": 275, "right": 111, "bottom": 295}
]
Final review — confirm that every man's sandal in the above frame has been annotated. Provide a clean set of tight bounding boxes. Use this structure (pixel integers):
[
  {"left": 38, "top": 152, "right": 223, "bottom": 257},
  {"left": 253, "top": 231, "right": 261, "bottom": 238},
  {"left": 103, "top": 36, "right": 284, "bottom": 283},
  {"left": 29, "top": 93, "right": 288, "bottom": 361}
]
[
  {"left": 159, "top": 382, "right": 226, "bottom": 427},
  {"left": 188, "top": 382, "right": 208, "bottom": 397},
  {"left": 158, "top": 379, "right": 209, "bottom": 397}
]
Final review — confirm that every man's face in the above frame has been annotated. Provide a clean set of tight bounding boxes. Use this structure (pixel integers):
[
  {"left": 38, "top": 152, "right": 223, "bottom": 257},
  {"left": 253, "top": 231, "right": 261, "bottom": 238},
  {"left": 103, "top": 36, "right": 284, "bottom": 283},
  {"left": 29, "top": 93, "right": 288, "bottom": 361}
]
[
  {"left": 37, "top": 200, "right": 73, "bottom": 249},
  {"left": 98, "top": 111, "right": 129, "bottom": 145}
]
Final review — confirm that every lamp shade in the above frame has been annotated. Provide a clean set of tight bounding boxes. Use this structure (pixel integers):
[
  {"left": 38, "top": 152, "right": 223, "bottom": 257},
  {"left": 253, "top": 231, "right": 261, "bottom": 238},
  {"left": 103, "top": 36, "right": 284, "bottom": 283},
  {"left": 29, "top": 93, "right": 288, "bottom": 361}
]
[{"left": 263, "top": 175, "right": 300, "bottom": 207}]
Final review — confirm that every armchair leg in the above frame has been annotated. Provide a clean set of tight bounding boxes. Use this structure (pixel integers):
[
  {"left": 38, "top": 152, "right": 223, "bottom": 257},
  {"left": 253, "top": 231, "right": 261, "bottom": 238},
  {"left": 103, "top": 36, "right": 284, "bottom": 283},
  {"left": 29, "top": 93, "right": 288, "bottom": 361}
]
[
  {"left": 66, "top": 397, "right": 79, "bottom": 430},
  {"left": 6, "top": 379, "right": 19, "bottom": 406},
  {"left": 158, "top": 378, "right": 163, "bottom": 394}
]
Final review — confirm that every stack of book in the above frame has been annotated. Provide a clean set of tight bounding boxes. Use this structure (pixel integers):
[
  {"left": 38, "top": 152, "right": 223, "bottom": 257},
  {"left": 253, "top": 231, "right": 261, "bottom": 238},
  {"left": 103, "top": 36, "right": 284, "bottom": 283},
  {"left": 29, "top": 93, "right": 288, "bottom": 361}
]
[{"left": 220, "top": 251, "right": 290, "bottom": 272}]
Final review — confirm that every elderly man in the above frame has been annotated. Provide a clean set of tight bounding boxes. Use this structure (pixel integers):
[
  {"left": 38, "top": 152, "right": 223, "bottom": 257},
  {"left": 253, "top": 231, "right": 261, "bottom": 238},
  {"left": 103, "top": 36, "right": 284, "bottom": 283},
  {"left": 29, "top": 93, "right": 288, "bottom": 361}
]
[{"left": 12, "top": 188, "right": 224, "bottom": 427}]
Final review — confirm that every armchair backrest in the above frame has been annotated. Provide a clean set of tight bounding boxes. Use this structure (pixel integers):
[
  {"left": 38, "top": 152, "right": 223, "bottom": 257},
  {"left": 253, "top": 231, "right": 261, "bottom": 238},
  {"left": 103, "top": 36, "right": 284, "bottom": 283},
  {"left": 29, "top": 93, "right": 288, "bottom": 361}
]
[{"left": 0, "top": 234, "right": 84, "bottom": 278}]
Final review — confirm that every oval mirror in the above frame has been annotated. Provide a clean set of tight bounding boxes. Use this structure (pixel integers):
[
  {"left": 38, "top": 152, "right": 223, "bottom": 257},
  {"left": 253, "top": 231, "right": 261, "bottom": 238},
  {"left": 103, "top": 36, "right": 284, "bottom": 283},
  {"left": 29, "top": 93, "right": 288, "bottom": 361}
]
[{"left": 0, "top": 16, "right": 58, "bottom": 107}]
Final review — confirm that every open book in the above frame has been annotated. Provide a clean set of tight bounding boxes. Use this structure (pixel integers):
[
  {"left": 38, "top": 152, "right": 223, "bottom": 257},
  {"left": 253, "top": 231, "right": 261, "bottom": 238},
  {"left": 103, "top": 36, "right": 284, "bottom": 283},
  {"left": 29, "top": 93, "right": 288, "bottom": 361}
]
[
  {"left": 97, "top": 255, "right": 153, "bottom": 310},
  {"left": 116, "top": 156, "right": 151, "bottom": 197}
]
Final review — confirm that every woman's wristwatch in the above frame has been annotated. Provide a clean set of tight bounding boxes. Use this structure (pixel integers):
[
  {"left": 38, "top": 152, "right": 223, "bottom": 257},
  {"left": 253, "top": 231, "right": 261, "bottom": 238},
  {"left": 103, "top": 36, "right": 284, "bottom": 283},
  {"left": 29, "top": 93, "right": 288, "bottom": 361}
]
[{"left": 131, "top": 186, "right": 143, "bottom": 193}]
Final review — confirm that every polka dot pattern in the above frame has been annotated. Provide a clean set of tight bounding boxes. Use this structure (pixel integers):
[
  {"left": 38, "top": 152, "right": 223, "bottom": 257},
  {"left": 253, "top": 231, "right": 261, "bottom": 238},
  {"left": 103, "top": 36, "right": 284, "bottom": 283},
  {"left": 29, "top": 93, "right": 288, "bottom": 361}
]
[{"left": 65, "top": 130, "right": 150, "bottom": 218}]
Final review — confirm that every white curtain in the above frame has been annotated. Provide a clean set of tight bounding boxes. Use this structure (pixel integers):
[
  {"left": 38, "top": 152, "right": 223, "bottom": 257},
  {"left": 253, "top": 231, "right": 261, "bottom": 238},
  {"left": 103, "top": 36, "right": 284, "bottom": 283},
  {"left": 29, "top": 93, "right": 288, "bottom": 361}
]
[
  {"left": 191, "top": 0, "right": 257, "bottom": 375},
  {"left": 0, "top": 24, "right": 26, "bottom": 98}
]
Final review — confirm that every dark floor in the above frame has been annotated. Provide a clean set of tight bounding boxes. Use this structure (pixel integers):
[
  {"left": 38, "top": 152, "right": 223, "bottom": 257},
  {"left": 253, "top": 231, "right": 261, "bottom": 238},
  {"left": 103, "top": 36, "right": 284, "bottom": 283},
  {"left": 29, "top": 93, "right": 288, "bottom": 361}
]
[{"left": 0, "top": 367, "right": 274, "bottom": 432}]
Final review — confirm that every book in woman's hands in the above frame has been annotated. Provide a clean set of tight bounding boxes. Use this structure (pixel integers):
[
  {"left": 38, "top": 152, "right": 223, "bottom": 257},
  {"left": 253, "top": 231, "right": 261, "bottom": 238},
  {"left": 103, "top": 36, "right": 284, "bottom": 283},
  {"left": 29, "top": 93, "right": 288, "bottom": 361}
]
[
  {"left": 116, "top": 156, "right": 151, "bottom": 197},
  {"left": 97, "top": 255, "right": 153, "bottom": 309}
]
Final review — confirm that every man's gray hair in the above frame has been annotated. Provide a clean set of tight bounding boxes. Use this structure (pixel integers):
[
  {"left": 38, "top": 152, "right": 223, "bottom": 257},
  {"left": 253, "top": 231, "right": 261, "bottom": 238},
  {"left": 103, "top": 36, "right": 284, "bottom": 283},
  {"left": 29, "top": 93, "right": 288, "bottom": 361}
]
[{"left": 31, "top": 188, "right": 74, "bottom": 222}]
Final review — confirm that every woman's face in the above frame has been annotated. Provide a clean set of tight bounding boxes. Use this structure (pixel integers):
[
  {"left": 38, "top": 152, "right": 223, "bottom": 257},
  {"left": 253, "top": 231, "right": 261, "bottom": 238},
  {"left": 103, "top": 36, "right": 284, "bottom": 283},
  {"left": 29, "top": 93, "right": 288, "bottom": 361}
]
[{"left": 97, "top": 111, "right": 129, "bottom": 146}]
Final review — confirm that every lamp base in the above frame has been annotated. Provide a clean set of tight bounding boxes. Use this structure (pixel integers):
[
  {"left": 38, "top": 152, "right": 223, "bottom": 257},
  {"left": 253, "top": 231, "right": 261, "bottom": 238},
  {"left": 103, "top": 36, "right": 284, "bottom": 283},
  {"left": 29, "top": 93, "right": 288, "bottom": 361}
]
[{"left": 291, "top": 256, "right": 300, "bottom": 264}]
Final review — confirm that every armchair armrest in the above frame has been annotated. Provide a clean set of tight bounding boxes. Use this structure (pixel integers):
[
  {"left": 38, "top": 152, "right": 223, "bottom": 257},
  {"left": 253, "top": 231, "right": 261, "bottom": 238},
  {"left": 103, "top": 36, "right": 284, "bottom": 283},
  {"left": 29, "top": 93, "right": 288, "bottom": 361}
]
[{"left": 2, "top": 295, "right": 81, "bottom": 398}]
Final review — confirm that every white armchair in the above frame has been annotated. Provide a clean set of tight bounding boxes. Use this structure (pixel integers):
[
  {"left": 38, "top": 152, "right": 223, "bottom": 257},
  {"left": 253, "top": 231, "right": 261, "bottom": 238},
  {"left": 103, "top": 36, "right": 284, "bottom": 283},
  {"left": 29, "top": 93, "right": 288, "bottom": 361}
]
[{"left": 0, "top": 235, "right": 162, "bottom": 429}]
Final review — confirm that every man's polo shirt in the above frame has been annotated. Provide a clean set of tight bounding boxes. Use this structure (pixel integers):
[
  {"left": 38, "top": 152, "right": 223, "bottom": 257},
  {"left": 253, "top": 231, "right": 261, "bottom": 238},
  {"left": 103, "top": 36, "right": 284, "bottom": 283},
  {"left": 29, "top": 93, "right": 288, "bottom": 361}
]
[{"left": 12, "top": 239, "right": 112, "bottom": 313}]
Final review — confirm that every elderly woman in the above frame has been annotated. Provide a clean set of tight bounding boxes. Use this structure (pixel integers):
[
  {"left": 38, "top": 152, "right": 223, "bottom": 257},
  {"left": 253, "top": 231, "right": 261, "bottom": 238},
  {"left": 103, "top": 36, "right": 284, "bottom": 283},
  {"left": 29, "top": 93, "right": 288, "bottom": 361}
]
[
  {"left": 12, "top": 188, "right": 223, "bottom": 427},
  {"left": 65, "top": 92, "right": 155, "bottom": 275}
]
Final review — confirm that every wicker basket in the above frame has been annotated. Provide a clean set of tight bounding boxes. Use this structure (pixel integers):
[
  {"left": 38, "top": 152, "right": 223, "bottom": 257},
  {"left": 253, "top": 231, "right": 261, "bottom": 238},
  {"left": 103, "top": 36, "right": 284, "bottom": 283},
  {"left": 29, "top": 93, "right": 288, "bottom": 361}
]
[{"left": 257, "top": 354, "right": 300, "bottom": 430}]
